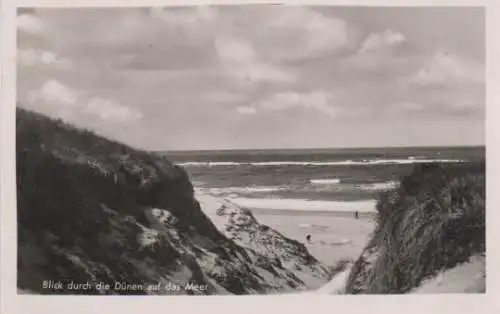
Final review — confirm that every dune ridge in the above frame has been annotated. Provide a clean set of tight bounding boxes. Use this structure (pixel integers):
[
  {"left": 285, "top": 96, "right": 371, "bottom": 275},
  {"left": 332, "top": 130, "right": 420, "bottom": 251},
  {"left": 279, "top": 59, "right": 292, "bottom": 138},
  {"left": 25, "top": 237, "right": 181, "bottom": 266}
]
[
  {"left": 16, "top": 108, "right": 330, "bottom": 295},
  {"left": 342, "top": 162, "right": 486, "bottom": 294}
]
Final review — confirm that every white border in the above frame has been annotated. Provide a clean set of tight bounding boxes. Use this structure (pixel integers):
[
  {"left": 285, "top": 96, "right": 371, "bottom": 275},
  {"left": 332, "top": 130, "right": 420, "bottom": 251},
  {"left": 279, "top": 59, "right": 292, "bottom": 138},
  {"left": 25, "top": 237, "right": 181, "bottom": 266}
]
[{"left": 2, "top": 1, "right": 500, "bottom": 314}]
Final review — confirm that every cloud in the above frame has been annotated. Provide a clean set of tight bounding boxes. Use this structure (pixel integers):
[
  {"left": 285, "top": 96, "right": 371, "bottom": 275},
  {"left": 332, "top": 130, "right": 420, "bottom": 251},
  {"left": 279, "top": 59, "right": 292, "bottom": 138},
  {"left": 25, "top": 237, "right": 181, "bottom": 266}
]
[
  {"left": 18, "top": 49, "right": 73, "bottom": 69},
  {"left": 358, "top": 29, "right": 406, "bottom": 54},
  {"left": 398, "top": 101, "right": 424, "bottom": 111},
  {"left": 83, "top": 97, "right": 143, "bottom": 122},
  {"left": 18, "top": 14, "right": 44, "bottom": 34},
  {"left": 261, "top": 6, "right": 349, "bottom": 60},
  {"left": 392, "top": 51, "right": 485, "bottom": 115},
  {"left": 28, "top": 79, "right": 79, "bottom": 106},
  {"left": 233, "top": 62, "right": 296, "bottom": 84},
  {"left": 25, "top": 8, "right": 217, "bottom": 72},
  {"left": 215, "top": 36, "right": 256, "bottom": 64},
  {"left": 16, "top": 7, "right": 485, "bottom": 150},
  {"left": 26, "top": 79, "right": 142, "bottom": 123},
  {"left": 422, "top": 88, "right": 484, "bottom": 114},
  {"left": 257, "top": 91, "right": 338, "bottom": 117},
  {"left": 149, "top": 6, "right": 350, "bottom": 67},
  {"left": 236, "top": 106, "right": 257, "bottom": 115},
  {"left": 202, "top": 90, "right": 247, "bottom": 103},
  {"left": 149, "top": 6, "right": 218, "bottom": 32},
  {"left": 152, "top": 6, "right": 350, "bottom": 62},
  {"left": 215, "top": 35, "right": 296, "bottom": 84},
  {"left": 411, "top": 51, "right": 484, "bottom": 86},
  {"left": 339, "top": 29, "right": 410, "bottom": 75}
]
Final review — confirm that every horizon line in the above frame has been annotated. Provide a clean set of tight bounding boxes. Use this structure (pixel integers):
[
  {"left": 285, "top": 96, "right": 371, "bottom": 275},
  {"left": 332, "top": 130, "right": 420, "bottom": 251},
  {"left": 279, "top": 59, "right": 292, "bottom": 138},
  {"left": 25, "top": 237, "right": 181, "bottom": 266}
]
[{"left": 155, "top": 144, "right": 486, "bottom": 153}]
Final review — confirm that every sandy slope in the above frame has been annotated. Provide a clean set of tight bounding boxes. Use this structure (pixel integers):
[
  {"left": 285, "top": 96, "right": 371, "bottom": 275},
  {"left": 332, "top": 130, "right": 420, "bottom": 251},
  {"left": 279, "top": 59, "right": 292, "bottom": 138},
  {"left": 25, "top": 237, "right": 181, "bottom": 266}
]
[
  {"left": 196, "top": 189, "right": 332, "bottom": 290},
  {"left": 411, "top": 255, "right": 485, "bottom": 293},
  {"left": 315, "top": 263, "right": 353, "bottom": 294},
  {"left": 312, "top": 254, "right": 486, "bottom": 295}
]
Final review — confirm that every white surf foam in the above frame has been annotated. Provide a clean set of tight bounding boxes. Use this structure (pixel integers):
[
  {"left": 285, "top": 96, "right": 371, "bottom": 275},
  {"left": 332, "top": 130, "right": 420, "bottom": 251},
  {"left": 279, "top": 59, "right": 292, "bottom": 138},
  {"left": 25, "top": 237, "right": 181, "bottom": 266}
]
[
  {"left": 357, "top": 181, "right": 400, "bottom": 191},
  {"left": 177, "top": 158, "right": 465, "bottom": 167},
  {"left": 309, "top": 178, "right": 341, "bottom": 185},
  {"left": 208, "top": 186, "right": 286, "bottom": 196},
  {"left": 229, "top": 197, "right": 377, "bottom": 213}
]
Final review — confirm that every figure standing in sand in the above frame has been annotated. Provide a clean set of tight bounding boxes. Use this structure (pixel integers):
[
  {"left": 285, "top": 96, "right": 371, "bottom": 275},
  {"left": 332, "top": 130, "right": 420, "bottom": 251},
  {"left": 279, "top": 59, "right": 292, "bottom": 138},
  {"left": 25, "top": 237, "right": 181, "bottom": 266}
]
[
  {"left": 354, "top": 211, "right": 359, "bottom": 220},
  {"left": 306, "top": 234, "right": 312, "bottom": 243}
]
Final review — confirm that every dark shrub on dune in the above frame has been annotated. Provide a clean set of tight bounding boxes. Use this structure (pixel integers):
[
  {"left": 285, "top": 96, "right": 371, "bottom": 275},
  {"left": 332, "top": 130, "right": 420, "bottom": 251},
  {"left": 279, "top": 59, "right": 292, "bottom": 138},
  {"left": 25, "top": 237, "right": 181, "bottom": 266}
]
[{"left": 345, "top": 161, "right": 485, "bottom": 294}]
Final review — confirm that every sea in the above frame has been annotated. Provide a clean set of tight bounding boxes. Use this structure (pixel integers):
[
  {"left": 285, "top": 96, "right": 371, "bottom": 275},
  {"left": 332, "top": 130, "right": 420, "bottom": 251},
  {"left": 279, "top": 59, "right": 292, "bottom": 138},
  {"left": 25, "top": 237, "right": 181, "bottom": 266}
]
[{"left": 161, "top": 146, "right": 485, "bottom": 215}]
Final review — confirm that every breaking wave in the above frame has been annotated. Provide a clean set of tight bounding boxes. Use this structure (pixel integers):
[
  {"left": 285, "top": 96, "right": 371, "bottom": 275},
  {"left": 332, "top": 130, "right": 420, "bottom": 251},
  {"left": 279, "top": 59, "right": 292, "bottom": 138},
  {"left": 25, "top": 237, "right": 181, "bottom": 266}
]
[
  {"left": 177, "top": 158, "right": 466, "bottom": 167},
  {"left": 207, "top": 186, "right": 287, "bottom": 196},
  {"left": 356, "top": 181, "right": 400, "bottom": 191},
  {"left": 310, "top": 178, "right": 342, "bottom": 185}
]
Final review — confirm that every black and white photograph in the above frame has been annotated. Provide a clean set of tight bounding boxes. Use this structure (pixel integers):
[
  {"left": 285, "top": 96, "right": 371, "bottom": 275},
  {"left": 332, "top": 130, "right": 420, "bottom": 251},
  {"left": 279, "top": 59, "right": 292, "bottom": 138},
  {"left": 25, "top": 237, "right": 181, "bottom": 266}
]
[{"left": 11, "top": 3, "right": 487, "bottom": 297}]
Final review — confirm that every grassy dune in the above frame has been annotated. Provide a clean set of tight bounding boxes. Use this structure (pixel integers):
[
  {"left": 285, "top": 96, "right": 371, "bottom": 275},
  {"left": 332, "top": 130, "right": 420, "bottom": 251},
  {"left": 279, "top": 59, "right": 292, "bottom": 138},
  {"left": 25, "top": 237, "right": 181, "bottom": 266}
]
[
  {"left": 16, "top": 108, "right": 329, "bottom": 294},
  {"left": 345, "top": 161, "right": 485, "bottom": 293}
]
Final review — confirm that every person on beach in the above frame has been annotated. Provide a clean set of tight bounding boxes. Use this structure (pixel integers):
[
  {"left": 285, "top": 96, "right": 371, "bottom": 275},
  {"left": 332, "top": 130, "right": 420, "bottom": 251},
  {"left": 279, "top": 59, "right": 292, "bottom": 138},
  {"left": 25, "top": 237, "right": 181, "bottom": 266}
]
[
  {"left": 306, "top": 234, "right": 312, "bottom": 243},
  {"left": 355, "top": 211, "right": 359, "bottom": 219}
]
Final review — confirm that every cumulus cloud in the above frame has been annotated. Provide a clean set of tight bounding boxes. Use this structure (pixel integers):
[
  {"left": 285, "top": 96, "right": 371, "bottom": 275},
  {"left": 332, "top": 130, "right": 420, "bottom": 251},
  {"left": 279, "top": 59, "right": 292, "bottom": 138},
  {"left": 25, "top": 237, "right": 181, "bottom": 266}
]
[
  {"left": 83, "top": 97, "right": 143, "bottom": 122},
  {"left": 143, "top": 7, "right": 220, "bottom": 50},
  {"left": 28, "top": 79, "right": 79, "bottom": 106},
  {"left": 261, "top": 6, "right": 349, "bottom": 60},
  {"left": 411, "top": 51, "right": 484, "bottom": 86},
  {"left": 26, "top": 79, "right": 142, "bottom": 123},
  {"left": 215, "top": 36, "right": 256, "bottom": 64},
  {"left": 393, "top": 51, "right": 485, "bottom": 114},
  {"left": 16, "top": 7, "right": 485, "bottom": 149},
  {"left": 358, "top": 29, "right": 406, "bottom": 54},
  {"left": 257, "top": 91, "right": 338, "bottom": 117},
  {"left": 18, "top": 49, "right": 73, "bottom": 69},
  {"left": 147, "top": 6, "right": 350, "bottom": 77},
  {"left": 423, "top": 88, "right": 484, "bottom": 113},
  {"left": 149, "top": 6, "right": 218, "bottom": 31},
  {"left": 18, "top": 14, "right": 44, "bottom": 34},
  {"left": 392, "top": 54, "right": 485, "bottom": 116},
  {"left": 236, "top": 106, "right": 257, "bottom": 115},
  {"left": 151, "top": 6, "right": 350, "bottom": 62},
  {"left": 339, "top": 29, "right": 409, "bottom": 74},
  {"left": 215, "top": 35, "right": 296, "bottom": 84}
]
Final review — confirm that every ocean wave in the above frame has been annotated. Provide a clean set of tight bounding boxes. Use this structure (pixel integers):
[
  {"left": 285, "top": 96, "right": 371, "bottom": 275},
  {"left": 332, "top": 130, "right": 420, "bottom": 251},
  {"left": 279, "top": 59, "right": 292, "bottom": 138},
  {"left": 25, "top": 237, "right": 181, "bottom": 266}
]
[
  {"left": 179, "top": 161, "right": 241, "bottom": 167},
  {"left": 310, "top": 178, "right": 341, "bottom": 185},
  {"left": 207, "top": 186, "right": 286, "bottom": 196},
  {"left": 357, "top": 181, "right": 400, "bottom": 191},
  {"left": 177, "top": 158, "right": 466, "bottom": 167}
]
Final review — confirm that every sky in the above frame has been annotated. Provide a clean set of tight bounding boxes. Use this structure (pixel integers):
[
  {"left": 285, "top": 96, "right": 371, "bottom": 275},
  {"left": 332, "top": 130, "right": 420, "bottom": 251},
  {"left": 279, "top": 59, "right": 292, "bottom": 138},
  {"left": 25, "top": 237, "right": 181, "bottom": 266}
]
[{"left": 17, "top": 5, "right": 485, "bottom": 151}]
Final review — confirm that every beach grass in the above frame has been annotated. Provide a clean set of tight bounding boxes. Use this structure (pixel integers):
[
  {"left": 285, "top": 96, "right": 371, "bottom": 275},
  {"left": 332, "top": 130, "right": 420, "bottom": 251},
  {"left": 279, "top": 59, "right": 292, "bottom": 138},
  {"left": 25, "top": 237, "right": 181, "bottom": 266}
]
[{"left": 345, "top": 161, "right": 485, "bottom": 293}]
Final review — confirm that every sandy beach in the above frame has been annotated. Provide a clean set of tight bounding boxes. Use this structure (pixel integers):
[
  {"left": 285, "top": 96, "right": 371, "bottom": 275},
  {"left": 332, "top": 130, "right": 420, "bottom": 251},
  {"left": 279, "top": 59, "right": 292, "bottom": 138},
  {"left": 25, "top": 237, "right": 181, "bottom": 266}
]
[
  {"left": 250, "top": 209, "right": 375, "bottom": 267},
  {"left": 197, "top": 187, "right": 376, "bottom": 268}
]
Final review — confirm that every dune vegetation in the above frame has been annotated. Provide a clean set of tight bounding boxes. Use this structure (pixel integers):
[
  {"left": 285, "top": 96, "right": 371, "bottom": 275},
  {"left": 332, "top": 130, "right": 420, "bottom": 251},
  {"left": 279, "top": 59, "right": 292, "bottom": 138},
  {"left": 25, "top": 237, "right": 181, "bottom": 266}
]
[
  {"left": 16, "top": 108, "right": 329, "bottom": 295},
  {"left": 345, "top": 161, "right": 486, "bottom": 293}
]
